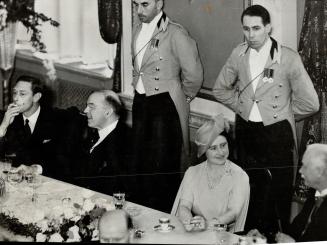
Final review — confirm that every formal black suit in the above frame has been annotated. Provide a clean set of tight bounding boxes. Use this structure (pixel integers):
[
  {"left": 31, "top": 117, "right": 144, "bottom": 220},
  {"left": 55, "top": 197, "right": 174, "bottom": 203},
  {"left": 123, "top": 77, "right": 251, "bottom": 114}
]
[
  {"left": 288, "top": 189, "right": 327, "bottom": 242},
  {"left": 0, "top": 106, "right": 66, "bottom": 178},
  {"left": 69, "top": 116, "right": 135, "bottom": 199}
]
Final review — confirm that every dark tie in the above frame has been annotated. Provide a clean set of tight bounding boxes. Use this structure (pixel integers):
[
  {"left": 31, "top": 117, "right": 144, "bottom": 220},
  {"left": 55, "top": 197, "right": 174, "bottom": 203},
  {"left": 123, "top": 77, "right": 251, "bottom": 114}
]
[
  {"left": 24, "top": 119, "right": 32, "bottom": 137},
  {"left": 90, "top": 130, "right": 100, "bottom": 149},
  {"left": 302, "top": 196, "right": 325, "bottom": 236}
]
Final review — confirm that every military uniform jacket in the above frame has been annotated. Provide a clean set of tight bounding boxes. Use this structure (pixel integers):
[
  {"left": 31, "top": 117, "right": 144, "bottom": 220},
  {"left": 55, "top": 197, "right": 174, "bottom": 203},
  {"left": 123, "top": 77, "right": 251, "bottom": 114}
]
[
  {"left": 132, "top": 13, "right": 203, "bottom": 152},
  {"left": 213, "top": 37, "right": 319, "bottom": 146}
]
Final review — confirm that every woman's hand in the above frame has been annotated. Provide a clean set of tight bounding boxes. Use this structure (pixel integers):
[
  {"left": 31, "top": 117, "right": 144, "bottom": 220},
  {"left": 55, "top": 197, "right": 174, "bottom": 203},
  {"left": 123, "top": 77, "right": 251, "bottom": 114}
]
[
  {"left": 275, "top": 232, "right": 295, "bottom": 243},
  {"left": 182, "top": 215, "right": 206, "bottom": 232},
  {"left": 190, "top": 215, "right": 206, "bottom": 231}
]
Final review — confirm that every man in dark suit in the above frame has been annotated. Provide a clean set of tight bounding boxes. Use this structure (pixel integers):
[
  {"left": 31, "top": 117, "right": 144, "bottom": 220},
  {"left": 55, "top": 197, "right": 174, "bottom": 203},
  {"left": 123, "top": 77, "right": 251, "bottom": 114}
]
[
  {"left": 273, "top": 143, "right": 327, "bottom": 242},
  {"left": 74, "top": 90, "right": 134, "bottom": 198},
  {"left": 0, "top": 75, "right": 65, "bottom": 178},
  {"left": 246, "top": 143, "right": 327, "bottom": 243}
]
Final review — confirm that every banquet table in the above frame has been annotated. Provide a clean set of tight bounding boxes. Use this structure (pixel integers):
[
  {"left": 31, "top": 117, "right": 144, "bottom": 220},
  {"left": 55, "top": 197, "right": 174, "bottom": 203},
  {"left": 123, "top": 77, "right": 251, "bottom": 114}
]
[{"left": 0, "top": 169, "right": 241, "bottom": 244}]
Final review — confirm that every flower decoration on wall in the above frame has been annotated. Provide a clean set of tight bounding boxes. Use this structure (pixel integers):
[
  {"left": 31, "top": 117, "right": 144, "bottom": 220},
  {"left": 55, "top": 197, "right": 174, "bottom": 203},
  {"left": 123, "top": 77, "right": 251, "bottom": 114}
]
[{"left": 0, "top": 0, "right": 59, "bottom": 52}]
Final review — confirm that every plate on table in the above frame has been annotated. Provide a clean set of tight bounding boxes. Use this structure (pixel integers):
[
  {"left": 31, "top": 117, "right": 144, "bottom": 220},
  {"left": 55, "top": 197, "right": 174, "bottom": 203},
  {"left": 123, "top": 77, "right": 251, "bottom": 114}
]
[{"left": 153, "top": 224, "right": 175, "bottom": 233}]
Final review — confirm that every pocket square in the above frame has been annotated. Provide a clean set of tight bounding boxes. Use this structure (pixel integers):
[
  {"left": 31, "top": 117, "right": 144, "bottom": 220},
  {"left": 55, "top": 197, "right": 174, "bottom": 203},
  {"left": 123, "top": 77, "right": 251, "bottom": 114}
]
[{"left": 42, "top": 139, "right": 52, "bottom": 144}]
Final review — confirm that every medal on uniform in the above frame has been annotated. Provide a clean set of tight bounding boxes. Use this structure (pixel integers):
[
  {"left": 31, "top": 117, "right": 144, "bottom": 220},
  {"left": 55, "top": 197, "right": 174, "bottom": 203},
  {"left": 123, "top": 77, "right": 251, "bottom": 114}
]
[
  {"left": 263, "top": 68, "right": 274, "bottom": 83},
  {"left": 151, "top": 38, "right": 159, "bottom": 50}
]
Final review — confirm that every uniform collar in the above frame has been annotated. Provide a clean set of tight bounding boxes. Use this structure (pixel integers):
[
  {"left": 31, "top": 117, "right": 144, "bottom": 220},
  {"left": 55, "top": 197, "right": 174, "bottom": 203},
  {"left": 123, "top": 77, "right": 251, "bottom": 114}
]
[
  {"left": 142, "top": 11, "right": 163, "bottom": 30},
  {"left": 156, "top": 12, "right": 169, "bottom": 32},
  {"left": 239, "top": 37, "right": 281, "bottom": 64}
]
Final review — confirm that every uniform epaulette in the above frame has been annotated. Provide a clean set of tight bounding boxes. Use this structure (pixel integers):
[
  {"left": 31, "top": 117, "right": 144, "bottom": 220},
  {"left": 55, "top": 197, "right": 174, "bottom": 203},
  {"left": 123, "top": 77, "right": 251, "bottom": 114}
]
[
  {"left": 238, "top": 42, "right": 248, "bottom": 47},
  {"left": 237, "top": 42, "right": 250, "bottom": 57},
  {"left": 168, "top": 20, "right": 185, "bottom": 29}
]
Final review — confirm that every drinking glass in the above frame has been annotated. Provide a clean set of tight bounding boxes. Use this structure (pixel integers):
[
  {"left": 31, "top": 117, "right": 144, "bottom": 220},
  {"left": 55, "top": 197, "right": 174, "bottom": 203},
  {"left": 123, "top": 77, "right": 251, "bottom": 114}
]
[
  {"left": 31, "top": 174, "right": 42, "bottom": 203},
  {"left": 7, "top": 167, "right": 23, "bottom": 185},
  {"left": 0, "top": 177, "right": 6, "bottom": 212},
  {"left": 0, "top": 161, "right": 11, "bottom": 180},
  {"left": 113, "top": 192, "right": 125, "bottom": 209}
]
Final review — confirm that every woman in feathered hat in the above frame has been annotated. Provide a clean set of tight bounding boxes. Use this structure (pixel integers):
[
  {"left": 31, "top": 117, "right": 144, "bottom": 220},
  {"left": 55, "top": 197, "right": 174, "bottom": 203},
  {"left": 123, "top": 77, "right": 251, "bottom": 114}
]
[{"left": 171, "top": 114, "right": 250, "bottom": 232}]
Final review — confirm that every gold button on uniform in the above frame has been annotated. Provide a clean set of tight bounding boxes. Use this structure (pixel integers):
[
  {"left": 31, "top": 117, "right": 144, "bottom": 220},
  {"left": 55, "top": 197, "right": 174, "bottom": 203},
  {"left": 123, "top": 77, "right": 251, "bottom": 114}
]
[
  {"left": 155, "top": 87, "right": 159, "bottom": 91},
  {"left": 273, "top": 114, "right": 278, "bottom": 119},
  {"left": 155, "top": 77, "right": 159, "bottom": 81},
  {"left": 156, "top": 67, "right": 160, "bottom": 71}
]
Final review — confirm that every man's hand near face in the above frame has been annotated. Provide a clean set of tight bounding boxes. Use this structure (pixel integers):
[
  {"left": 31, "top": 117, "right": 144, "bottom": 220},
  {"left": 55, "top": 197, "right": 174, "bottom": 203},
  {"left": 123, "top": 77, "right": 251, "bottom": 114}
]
[{"left": 0, "top": 103, "right": 20, "bottom": 137}]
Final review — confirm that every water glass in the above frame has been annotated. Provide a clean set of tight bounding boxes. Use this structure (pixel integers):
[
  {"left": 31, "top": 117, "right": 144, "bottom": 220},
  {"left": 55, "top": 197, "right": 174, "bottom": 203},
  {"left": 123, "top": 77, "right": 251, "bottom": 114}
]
[
  {"left": 31, "top": 175, "right": 42, "bottom": 203},
  {"left": 0, "top": 161, "right": 12, "bottom": 179},
  {"left": 113, "top": 192, "right": 125, "bottom": 209},
  {"left": 25, "top": 172, "right": 34, "bottom": 183},
  {"left": 0, "top": 177, "right": 5, "bottom": 197}
]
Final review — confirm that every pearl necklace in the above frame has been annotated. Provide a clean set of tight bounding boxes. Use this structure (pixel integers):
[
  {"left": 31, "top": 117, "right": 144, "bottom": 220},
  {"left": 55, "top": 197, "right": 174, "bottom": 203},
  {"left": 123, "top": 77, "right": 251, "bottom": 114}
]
[{"left": 205, "top": 161, "right": 228, "bottom": 190}]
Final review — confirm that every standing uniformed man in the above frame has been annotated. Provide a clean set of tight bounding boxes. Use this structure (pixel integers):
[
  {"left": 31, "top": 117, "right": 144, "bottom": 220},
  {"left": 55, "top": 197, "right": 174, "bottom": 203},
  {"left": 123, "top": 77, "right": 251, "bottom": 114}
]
[
  {"left": 213, "top": 5, "right": 319, "bottom": 234},
  {"left": 131, "top": 0, "right": 203, "bottom": 212}
]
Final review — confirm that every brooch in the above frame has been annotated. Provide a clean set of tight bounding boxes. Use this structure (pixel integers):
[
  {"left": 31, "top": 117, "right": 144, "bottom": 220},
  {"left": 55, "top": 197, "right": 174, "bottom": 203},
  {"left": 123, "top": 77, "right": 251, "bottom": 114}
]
[{"left": 262, "top": 68, "right": 274, "bottom": 83}]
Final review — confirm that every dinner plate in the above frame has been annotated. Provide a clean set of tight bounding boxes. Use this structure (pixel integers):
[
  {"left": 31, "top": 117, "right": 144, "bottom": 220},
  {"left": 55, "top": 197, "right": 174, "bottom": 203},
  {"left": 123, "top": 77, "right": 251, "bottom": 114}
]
[{"left": 153, "top": 224, "right": 175, "bottom": 233}]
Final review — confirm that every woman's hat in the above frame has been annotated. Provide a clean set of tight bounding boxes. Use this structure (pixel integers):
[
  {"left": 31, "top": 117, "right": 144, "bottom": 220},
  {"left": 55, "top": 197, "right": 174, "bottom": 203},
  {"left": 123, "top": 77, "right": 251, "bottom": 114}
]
[{"left": 194, "top": 114, "right": 230, "bottom": 158}]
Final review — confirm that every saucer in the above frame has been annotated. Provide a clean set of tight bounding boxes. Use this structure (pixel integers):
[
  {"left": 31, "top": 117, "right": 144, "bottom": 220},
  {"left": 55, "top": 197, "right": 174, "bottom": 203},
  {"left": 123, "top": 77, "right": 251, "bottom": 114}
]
[{"left": 153, "top": 224, "right": 175, "bottom": 233}]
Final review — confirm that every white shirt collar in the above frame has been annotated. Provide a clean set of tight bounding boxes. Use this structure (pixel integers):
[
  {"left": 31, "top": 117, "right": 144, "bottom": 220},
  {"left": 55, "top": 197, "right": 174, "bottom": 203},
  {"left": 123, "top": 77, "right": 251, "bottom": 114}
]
[
  {"left": 142, "top": 11, "right": 163, "bottom": 29},
  {"left": 23, "top": 106, "right": 41, "bottom": 134},
  {"left": 250, "top": 37, "right": 272, "bottom": 57},
  {"left": 90, "top": 119, "right": 119, "bottom": 153},
  {"left": 315, "top": 188, "right": 327, "bottom": 198}
]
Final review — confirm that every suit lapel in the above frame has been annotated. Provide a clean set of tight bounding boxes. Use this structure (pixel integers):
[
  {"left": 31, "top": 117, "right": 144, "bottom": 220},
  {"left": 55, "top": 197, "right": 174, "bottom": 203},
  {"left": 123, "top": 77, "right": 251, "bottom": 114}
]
[
  {"left": 32, "top": 107, "right": 45, "bottom": 140},
  {"left": 13, "top": 114, "right": 26, "bottom": 143},
  {"left": 132, "top": 24, "right": 142, "bottom": 73},
  {"left": 239, "top": 48, "right": 255, "bottom": 97},
  {"left": 138, "top": 13, "right": 168, "bottom": 70}
]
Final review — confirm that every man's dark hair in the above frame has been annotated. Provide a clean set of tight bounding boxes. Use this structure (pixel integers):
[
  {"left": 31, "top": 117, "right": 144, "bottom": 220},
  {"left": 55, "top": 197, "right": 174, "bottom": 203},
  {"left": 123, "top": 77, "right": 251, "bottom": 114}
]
[
  {"left": 241, "top": 5, "right": 271, "bottom": 26},
  {"left": 16, "top": 75, "right": 44, "bottom": 95},
  {"left": 105, "top": 95, "right": 122, "bottom": 116},
  {"left": 100, "top": 90, "right": 123, "bottom": 118}
]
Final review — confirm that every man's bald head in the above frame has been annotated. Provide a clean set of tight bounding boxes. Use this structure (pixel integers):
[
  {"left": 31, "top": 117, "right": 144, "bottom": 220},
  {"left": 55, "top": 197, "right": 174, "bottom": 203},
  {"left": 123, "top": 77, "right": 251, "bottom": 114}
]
[
  {"left": 300, "top": 144, "right": 327, "bottom": 191},
  {"left": 98, "top": 210, "right": 132, "bottom": 243}
]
